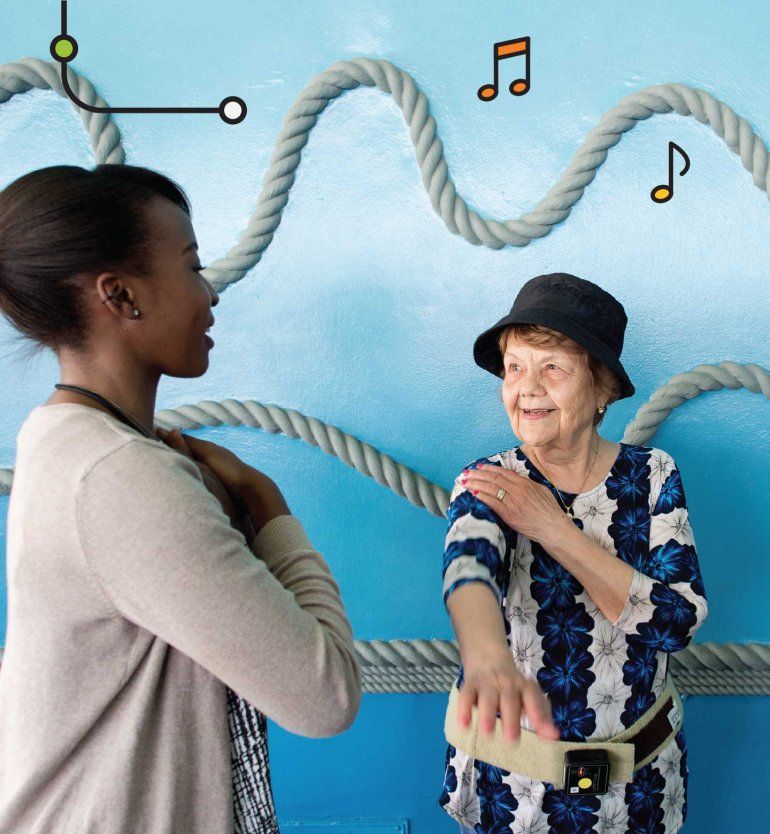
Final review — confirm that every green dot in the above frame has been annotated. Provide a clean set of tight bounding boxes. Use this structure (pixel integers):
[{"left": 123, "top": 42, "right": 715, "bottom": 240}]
[{"left": 55, "top": 39, "right": 74, "bottom": 59}]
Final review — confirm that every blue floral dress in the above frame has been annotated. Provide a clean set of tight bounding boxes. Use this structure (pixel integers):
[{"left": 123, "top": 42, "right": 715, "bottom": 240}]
[{"left": 438, "top": 443, "right": 708, "bottom": 834}]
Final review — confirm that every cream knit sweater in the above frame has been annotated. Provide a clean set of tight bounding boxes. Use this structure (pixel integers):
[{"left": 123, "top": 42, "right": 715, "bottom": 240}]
[{"left": 0, "top": 403, "right": 361, "bottom": 833}]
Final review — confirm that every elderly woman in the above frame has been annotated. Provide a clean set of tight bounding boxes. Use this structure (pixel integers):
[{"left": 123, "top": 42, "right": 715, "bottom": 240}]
[{"left": 437, "top": 273, "right": 708, "bottom": 834}]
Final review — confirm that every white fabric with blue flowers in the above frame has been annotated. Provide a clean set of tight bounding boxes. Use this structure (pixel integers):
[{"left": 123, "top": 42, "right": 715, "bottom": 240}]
[{"left": 438, "top": 443, "right": 708, "bottom": 834}]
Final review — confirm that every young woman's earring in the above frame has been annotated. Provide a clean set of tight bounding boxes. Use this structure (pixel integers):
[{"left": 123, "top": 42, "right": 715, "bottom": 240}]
[
  {"left": 133, "top": 309, "right": 140, "bottom": 317},
  {"left": 598, "top": 403, "right": 606, "bottom": 414}
]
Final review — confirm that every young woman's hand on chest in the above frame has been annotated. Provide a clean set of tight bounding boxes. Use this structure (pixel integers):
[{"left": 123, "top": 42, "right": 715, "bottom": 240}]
[{"left": 157, "top": 428, "right": 255, "bottom": 545}]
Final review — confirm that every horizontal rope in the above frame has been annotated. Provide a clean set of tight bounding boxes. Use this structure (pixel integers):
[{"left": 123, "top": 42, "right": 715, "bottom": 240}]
[
  {"left": 1, "top": 364, "right": 767, "bottom": 696},
  {"left": 355, "top": 639, "right": 770, "bottom": 695},
  {"left": 1, "top": 59, "right": 769, "bottom": 698},
  {"left": 2, "top": 641, "right": 766, "bottom": 695}
]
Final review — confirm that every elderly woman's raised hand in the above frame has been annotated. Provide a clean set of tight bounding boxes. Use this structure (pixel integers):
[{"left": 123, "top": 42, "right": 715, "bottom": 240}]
[{"left": 460, "top": 464, "right": 572, "bottom": 548}]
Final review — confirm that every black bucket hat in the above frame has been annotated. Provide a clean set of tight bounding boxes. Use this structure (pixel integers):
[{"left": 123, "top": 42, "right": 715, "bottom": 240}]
[{"left": 472, "top": 272, "right": 635, "bottom": 400}]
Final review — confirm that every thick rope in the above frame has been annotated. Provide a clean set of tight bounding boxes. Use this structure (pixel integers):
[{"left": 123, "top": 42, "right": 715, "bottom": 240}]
[
  {"left": 354, "top": 640, "right": 770, "bottom": 695},
  {"left": 0, "top": 58, "right": 125, "bottom": 164},
  {"left": 2, "top": 58, "right": 769, "bottom": 290},
  {"left": 3, "top": 361, "right": 766, "bottom": 503},
  {"left": 2, "top": 59, "right": 769, "bottom": 695},
  {"left": 14, "top": 399, "right": 453, "bottom": 516},
  {"left": 2, "top": 362, "right": 767, "bottom": 693},
  {"left": 622, "top": 361, "right": 770, "bottom": 444},
  {"left": 0, "top": 641, "right": 768, "bottom": 694}
]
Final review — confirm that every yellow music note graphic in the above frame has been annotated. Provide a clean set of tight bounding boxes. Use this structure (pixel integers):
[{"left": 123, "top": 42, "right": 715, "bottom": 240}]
[
  {"left": 651, "top": 141, "right": 691, "bottom": 203},
  {"left": 477, "top": 37, "right": 531, "bottom": 101}
]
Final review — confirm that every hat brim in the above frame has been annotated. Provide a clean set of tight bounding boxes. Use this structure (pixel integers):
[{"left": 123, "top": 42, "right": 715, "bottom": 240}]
[{"left": 473, "top": 307, "right": 636, "bottom": 400}]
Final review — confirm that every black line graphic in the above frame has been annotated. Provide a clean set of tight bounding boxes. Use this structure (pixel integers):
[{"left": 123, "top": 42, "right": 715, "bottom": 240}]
[{"left": 49, "top": 1, "right": 246, "bottom": 124}]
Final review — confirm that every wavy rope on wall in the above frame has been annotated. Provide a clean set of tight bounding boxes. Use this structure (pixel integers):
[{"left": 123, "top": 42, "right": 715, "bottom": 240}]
[
  {"left": 1, "top": 58, "right": 768, "bottom": 693},
  {"left": 2, "top": 361, "right": 768, "bottom": 693},
  {"left": 1, "top": 57, "right": 770, "bottom": 290}
]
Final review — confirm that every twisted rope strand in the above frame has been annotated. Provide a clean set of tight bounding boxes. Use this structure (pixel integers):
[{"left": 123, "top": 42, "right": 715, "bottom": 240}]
[
  {"left": 2, "top": 58, "right": 769, "bottom": 694},
  {"left": 2, "top": 59, "right": 769, "bottom": 291}
]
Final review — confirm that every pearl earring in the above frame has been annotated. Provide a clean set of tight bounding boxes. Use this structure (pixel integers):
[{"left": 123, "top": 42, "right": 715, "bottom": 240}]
[
  {"left": 133, "top": 309, "right": 140, "bottom": 317},
  {"left": 598, "top": 403, "right": 606, "bottom": 414}
]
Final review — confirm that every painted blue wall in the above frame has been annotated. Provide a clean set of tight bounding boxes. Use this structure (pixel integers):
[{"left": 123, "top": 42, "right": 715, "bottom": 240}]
[{"left": 1, "top": 1, "right": 768, "bottom": 831}]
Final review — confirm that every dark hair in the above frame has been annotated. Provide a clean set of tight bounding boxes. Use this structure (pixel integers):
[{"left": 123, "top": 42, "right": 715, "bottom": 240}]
[{"left": 0, "top": 164, "right": 191, "bottom": 360}]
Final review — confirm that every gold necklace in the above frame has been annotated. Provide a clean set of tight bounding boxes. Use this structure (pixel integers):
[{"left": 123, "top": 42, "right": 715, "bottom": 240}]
[{"left": 527, "top": 435, "right": 600, "bottom": 518}]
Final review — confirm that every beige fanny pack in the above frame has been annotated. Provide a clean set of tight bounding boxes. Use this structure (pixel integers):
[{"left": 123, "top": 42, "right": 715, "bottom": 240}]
[{"left": 444, "top": 674, "right": 683, "bottom": 791}]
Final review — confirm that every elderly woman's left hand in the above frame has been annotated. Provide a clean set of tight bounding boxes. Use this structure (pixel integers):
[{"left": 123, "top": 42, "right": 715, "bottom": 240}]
[{"left": 460, "top": 464, "right": 571, "bottom": 547}]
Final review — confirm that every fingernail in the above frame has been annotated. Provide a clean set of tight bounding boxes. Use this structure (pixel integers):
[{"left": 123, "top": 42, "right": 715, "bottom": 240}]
[{"left": 472, "top": 489, "right": 478, "bottom": 495}]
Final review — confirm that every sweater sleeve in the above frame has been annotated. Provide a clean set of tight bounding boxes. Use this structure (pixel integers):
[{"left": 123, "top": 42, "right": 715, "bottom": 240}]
[
  {"left": 610, "top": 451, "right": 708, "bottom": 652},
  {"left": 442, "top": 460, "right": 511, "bottom": 608},
  {"left": 75, "top": 438, "right": 361, "bottom": 738}
]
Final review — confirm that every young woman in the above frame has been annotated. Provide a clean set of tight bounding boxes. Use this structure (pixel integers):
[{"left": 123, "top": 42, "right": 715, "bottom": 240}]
[{"left": 0, "top": 164, "right": 362, "bottom": 833}]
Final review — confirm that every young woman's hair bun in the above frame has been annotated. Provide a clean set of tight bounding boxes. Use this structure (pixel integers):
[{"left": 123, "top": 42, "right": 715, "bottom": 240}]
[{"left": 0, "top": 163, "right": 191, "bottom": 360}]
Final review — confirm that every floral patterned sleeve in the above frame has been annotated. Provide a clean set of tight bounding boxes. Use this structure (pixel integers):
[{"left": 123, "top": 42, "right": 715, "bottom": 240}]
[
  {"left": 610, "top": 451, "right": 708, "bottom": 652},
  {"left": 442, "top": 462, "right": 510, "bottom": 608}
]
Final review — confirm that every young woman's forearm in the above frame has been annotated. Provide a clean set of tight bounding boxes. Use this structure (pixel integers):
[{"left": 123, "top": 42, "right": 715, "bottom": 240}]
[{"left": 446, "top": 582, "right": 511, "bottom": 670}]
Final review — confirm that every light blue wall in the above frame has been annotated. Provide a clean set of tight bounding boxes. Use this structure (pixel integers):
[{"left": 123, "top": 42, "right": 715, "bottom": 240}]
[{"left": 1, "top": 1, "right": 768, "bottom": 831}]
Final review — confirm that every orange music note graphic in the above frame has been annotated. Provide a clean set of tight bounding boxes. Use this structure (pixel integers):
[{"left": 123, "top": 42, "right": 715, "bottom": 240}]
[
  {"left": 477, "top": 36, "right": 531, "bottom": 101},
  {"left": 650, "top": 141, "right": 691, "bottom": 203}
]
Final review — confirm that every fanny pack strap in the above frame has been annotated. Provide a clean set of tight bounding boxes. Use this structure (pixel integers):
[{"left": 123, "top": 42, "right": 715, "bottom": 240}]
[{"left": 444, "top": 673, "right": 683, "bottom": 789}]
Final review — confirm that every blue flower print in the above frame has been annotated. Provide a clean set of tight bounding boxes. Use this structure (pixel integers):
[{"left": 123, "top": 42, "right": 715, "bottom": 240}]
[
  {"left": 530, "top": 551, "right": 583, "bottom": 609},
  {"left": 621, "top": 690, "right": 656, "bottom": 725},
  {"left": 654, "top": 468, "right": 684, "bottom": 514},
  {"left": 635, "top": 619, "right": 691, "bottom": 653},
  {"left": 443, "top": 538, "right": 502, "bottom": 578},
  {"left": 475, "top": 760, "right": 518, "bottom": 828},
  {"left": 542, "top": 789, "right": 600, "bottom": 833},
  {"left": 623, "top": 641, "right": 658, "bottom": 689},
  {"left": 687, "top": 561, "right": 706, "bottom": 599},
  {"left": 609, "top": 506, "right": 650, "bottom": 556},
  {"left": 649, "top": 582, "right": 698, "bottom": 632},
  {"left": 537, "top": 603, "right": 593, "bottom": 654},
  {"left": 623, "top": 444, "right": 653, "bottom": 466},
  {"left": 648, "top": 540, "right": 690, "bottom": 583},
  {"left": 606, "top": 459, "right": 650, "bottom": 503},
  {"left": 537, "top": 647, "right": 596, "bottom": 699},
  {"left": 550, "top": 700, "right": 596, "bottom": 741},
  {"left": 660, "top": 543, "right": 706, "bottom": 599},
  {"left": 438, "top": 744, "right": 458, "bottom": 808},
  {"left": 626, "top": 764, "right": 665, "bottom": 829},
  {"left": 447, "top": 489, "right": 502, "bottom": 527}
]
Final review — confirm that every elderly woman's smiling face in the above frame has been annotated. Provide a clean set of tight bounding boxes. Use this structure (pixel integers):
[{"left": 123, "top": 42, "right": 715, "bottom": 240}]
[{"left": 500, "top": 331, "right": 602, "bottom": 446}]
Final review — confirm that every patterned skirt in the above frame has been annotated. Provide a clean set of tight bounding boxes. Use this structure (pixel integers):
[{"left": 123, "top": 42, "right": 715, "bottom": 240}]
[{"left": 227, "top": 687, "right": 281, "bottom": 834}]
